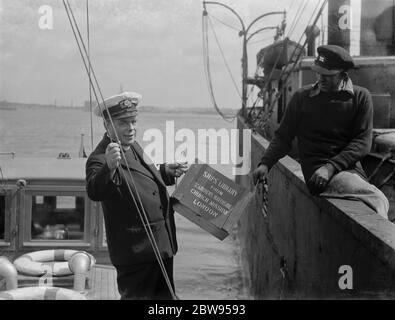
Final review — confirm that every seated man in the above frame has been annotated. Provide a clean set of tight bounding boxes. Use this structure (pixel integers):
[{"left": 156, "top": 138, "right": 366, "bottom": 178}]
[{"left": 253, "top": 44, "right": 389, "bottom": 219}]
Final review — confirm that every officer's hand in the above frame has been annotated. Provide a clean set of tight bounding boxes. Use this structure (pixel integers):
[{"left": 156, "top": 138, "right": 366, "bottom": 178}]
[
  {"left": 252, "top": 164, "right": 268, "bottom": 185},
  {"left": 309, "top": 163, "right": 336, "bottom": 194},
  {"left": 166, "top": 162, "right": 188, "bottom": 178},
  {"left": 105, "top": 143, "right": 121, "bottom": 170}
]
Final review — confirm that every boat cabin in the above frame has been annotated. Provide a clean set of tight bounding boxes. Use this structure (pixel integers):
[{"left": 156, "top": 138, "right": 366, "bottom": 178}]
[{"left": 0, "top": 157, "right": 110, "bottom": 264}]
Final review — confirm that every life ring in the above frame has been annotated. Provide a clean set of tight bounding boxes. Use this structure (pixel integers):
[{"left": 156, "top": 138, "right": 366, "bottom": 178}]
[
  {"left": 13, "top": 250, "right": 96, "bottom": 277},
  {"left": 0, "top": 286, "right": 87, "bottom": 300},
  {"left": 0, "top": 256, "right": 18, "bottom": 290}
]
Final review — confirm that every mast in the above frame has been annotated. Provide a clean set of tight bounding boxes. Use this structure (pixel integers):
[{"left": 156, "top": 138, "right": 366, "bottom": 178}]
[{"left": 79, "top": 133, "right": 87, "bottom": 158}]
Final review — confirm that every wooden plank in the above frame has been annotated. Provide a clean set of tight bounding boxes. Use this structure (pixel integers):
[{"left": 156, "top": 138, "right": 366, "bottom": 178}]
[
  {"left": 108, "top": 267, "right": 114, "bottom": 300},
  {"left": 104, "top": 266, "right": 109, "bottom": 300},
  {"left": 100, "top": 266, "right": 105, "bottom": 299},
  {"left": 86, "top": 267, "right": 94, "bottom": 299},
  {"left": 87, "top": 265, "right": 100, "bottom": 300},
  {"left": 17, "top": 274, "right": 74, "bottom": 288},
  {"left": 110, "top": 266, "right": 119, "bottom": 300}
]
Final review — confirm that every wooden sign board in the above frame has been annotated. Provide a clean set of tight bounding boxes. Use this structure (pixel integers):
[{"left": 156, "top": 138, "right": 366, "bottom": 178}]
[{"left": 171, "top": 164, "right": 254, "bottom": 240}]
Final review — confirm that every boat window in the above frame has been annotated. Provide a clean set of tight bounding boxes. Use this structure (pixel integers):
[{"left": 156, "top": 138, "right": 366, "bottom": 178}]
[
  {"left": 30, "top": 195, "right": 85, "bottom": 240},
  {"left": 0, "top": 195, "right": 5, "bottom": 240}
]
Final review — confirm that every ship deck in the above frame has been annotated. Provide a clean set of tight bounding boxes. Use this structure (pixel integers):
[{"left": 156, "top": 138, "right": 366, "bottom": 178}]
[{"left": 86, "top": 264, "right": 120, "bottom": 300}]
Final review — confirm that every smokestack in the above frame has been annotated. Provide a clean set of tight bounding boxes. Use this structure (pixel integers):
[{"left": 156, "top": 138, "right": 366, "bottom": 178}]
[
  {"left": 327, "top": 0, "right": 351, "bottom": 52},
  {"left": 305, "top": 25, "right": 321, "bottom": 56}
]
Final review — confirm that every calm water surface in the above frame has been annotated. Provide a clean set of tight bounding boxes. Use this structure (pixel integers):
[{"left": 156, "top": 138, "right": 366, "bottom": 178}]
[{"left": 0, "top": 107, "right": 248, "bottom": 300}]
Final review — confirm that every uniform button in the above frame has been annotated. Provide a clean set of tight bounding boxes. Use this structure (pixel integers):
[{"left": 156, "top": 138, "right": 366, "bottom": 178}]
[
  {"left": 159, "top": 205, "right": 163, "bottom": 210},
  {"left": 153, "top": 191, "right": 157, "bottom": 195}
]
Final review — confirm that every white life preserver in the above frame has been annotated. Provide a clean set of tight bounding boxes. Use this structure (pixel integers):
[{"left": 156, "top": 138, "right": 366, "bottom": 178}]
[
  {"left": 0, "top": 286, "right": 87, "bottom": 300},
  {"left": 0, "top": 256, "right": 18, "bottom": 290},
  {"left": 13, "top": 250, "right": 96, "bottom": 277}
]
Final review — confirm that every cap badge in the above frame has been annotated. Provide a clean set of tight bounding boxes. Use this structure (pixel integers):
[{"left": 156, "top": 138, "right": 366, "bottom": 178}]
[
  {"left": 318, "top": 55, "right": 326, "bottom": 63},
  {"left": 120, "top": 99, "right": 133, "bottom": 109}
]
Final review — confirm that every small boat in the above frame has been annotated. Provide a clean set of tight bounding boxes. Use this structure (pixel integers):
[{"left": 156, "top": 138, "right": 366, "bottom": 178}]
[{"left": 0, "top": 156, "right": 120, "bottom": 299}]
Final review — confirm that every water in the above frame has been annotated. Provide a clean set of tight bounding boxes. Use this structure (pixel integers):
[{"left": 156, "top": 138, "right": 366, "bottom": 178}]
[{"left": 0, "top": 107, "right": 248, "bottom": 300}]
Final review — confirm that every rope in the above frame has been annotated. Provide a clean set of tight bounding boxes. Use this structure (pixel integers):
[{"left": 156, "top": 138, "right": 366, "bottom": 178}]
[
  {"left": 65, "top": 1, "right": 177, "bottom": 299},
  {"left": 203, "top": 7, "right": 285, "bottom": 122},
  {"left": 286, "top": 0, "right": 308, "bottom": 38},
  {"left": 86, "top": 0, "right": 94, "bottom": 150},
  {"left": 207, "top": 14, "right": 241, "bottom": 99},
  {"left": 209, "top": 13, "right": 240, "bottom": 31},
  {"left": 248, "top": 36, "right": 277, "bottom": 45},
  {"left": 253, "top": 0, "right": 327, "bottom": 128},
  {"left": 202, "top": 10, "right": 237, "bottom": 122},
  {"left": 245, "top": 6, "right": 307, "bottom": 120},
  {"left": 63, "top": 0, "right": 177, "bottom": 300}
]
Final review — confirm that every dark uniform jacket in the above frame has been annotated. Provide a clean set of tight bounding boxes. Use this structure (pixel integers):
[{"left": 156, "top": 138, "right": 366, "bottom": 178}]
[
  {"left": 86, "top": 134, "right": 178, "bottom": 266},
  {"left": 261, "top": 83, "right": 373, "bottom": 191}
]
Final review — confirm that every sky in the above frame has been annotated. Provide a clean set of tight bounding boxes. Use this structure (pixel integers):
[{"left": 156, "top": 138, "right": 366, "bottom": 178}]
[{"left": 0, "top": 0, "right": 326, "bottom": 109}]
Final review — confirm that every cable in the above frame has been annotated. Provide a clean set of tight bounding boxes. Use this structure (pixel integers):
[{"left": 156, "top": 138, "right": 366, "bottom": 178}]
[
  {"left": 207, "top": 15, "right": 241, "bottom": 99},
  {"left": 247, "top": 0, "right": 325, "bottom": 126},
  {"left": 248, "top": 36, "right": 277, "bottom": 45},
  {"left": 63, "top": 0, "right": 177, "bottom": 300},
  {"left": 256, "top": 0, "right": 328, "bottom": 128},
  {"left": 209, "top": 12, "right": 240, "bottom": 31},
  {"left": 202, "top": 10, "right": 237, "bottom": 122},
  {"left": 286, "top": 0, "right": 308, "bottom": 38},
  {"left": 65, "top": 2, "right": 177, "bottom": 299},
  {"left": 86, "top": 0, "right": 94, "bottom": 150}
]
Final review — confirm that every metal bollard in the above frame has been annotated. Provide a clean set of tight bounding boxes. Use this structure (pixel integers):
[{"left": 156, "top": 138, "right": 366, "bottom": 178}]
[{"left": 68, "top": 252, "right": 92, "bottom": 293}]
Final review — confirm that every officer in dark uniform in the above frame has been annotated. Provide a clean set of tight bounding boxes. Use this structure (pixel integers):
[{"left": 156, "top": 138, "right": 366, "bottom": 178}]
[
  {"left": 253, "top": 45, "right": 389, "bottom": 218},
  {"left": 86, "top": 92, "right": 188, "bottom": 299}
]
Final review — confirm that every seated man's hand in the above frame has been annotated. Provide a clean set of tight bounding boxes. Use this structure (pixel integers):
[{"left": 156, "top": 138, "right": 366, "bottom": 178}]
[
  {"left": 309, "top": 163, "right": 337, "bottom": 194},
  {"left": 166, "top": 162, "right": 188, "bottom": 178},
  {"left": 252, "top": 164, "right": 268, "bottom": 185}
]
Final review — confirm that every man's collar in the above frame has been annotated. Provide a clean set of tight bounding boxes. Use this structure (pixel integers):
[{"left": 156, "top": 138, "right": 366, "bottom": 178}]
[{"left": 309, "top": 77, "right": 354, "bottom": 97}]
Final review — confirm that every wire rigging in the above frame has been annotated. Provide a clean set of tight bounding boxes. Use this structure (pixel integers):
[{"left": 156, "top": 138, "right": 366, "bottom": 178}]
[
  {"left": 86, "top": 0, "right": 94, "bottom": 150},
  {"left": 63, "top": 0, "right": 177, "bottom": 300},
  {"left": 286, "top": 0, "right": 308, "bottom": 38},
  {"left": 247, "top": 0, "right": 325, "bottom": 123},
  {"left": 203, "top": 4, "right": 290, "bottom": 122},
  {"left": 207, "top": 15, "right": 242, "bottom": 99},
  {"left": 209, "top": 13, "right": 240, "bottom": 31},
  {"left": 202, "top": 10, "right": 237, "bottom": 122},
  {"left": 255, "top": 0, "right": 328, "bottom": 127}
]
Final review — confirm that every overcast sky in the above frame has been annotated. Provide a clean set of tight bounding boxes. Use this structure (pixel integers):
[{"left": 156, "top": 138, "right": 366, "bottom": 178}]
[{"left": 0, "top": 0, "right": 323, "bottom": 109}]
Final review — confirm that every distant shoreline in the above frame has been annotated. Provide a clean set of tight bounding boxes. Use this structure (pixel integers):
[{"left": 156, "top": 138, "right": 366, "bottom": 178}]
[{"left": 0, "top": 102, "right": 239, "bottom": 115}]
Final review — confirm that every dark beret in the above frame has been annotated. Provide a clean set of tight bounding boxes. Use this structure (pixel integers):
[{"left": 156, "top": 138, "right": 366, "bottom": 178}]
[{"left": 312, "top": 45, "right": 354, "bottom": 74}]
